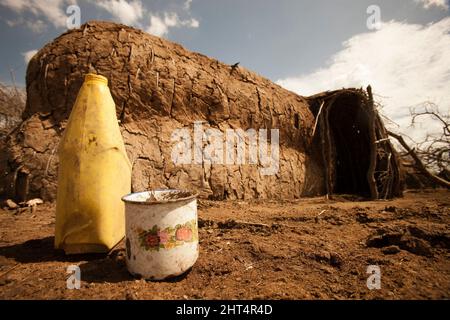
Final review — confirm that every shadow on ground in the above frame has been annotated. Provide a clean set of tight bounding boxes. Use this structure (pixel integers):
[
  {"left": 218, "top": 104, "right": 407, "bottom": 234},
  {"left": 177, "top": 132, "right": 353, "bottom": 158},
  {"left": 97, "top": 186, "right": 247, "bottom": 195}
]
[
  {"left": 0, "top": 236, "right": 110, "bottom": 263},
  {"left": 0, "top": 237, "right": 190, "bottom": 284}
]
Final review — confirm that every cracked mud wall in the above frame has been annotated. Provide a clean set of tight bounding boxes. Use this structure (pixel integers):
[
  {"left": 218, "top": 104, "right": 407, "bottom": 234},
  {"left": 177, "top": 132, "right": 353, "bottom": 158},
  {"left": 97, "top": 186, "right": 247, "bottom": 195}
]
[{"left": 1, "top": 21, "right": 326, "bottom": 201}]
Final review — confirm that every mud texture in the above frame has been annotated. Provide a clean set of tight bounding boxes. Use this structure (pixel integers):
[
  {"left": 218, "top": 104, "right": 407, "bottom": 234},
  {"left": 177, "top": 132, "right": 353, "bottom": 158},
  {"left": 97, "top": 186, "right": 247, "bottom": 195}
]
[
  {"left": 2, "top": 21, "right": 327, "bottom": 202},
  {"left": 0, "top": 190, "right": 448, "bottom": 299}
]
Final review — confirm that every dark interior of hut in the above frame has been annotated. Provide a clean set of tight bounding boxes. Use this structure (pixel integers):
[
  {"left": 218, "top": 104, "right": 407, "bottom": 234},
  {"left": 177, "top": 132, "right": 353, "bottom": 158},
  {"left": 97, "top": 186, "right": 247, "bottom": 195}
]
[{"left": 327, "top": 95, "right": 371, "bottom": 197}]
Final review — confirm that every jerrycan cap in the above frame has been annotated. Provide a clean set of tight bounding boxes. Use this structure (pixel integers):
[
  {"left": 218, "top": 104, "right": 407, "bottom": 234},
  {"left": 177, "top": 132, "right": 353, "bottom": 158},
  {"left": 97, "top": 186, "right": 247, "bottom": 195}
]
[{"left": 84, "top": 73, "right": 108, "bottom": 85}]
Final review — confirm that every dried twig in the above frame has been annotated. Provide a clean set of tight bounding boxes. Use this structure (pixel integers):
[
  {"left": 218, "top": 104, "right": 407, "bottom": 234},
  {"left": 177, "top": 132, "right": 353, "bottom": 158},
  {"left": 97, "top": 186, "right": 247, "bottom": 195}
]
[
  {"left": 312, "top": 101, "right": 325, "bottom": 137},
  {"left": 0, "top": 264, "right": 19, "bottom": 279},
  {"left": 395, "top": 102, "right": 450, "bottom": 181},
  {"left": 388, "top": 130, "right": 450, "bottom": 188},
  {"left": 233, "top": 220, "right": 271, "bottom": 228}
]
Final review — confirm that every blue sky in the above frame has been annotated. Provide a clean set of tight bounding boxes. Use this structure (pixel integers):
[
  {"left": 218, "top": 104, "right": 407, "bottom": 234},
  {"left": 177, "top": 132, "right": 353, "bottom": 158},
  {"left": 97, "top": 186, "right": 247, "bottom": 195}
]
[{"left": 0, "top": 0, "right": 449, "bottom": 141}]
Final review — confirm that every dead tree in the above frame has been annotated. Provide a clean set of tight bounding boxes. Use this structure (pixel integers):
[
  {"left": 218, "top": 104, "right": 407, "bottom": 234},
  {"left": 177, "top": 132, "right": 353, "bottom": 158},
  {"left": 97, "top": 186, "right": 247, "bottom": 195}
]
[{"left": 387, "top": 102, "right": 450, "bottom": 188}]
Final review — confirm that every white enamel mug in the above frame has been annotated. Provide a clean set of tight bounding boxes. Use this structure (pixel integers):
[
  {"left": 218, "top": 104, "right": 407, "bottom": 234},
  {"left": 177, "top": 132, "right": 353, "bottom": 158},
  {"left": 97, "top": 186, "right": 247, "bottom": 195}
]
[{"left": 121, "top": 189, "right": 199, "bottom": 280}]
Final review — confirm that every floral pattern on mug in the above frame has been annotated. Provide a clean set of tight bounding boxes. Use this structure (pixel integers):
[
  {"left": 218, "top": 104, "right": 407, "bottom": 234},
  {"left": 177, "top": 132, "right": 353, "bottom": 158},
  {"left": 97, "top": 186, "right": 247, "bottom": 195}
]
[{"left": 138, "top": 219, "right": 198, "bottom": 251}]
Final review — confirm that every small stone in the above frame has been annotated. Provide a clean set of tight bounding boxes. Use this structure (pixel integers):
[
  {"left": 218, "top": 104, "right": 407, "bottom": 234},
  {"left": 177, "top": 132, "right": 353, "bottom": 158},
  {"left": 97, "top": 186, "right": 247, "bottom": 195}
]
[
  {"left": 183, "top": 295, "right": 188, "bottom": 299},
  {"left": 314, "top": 251, "right": 331, "bottom": 262},
  {"left": 274, "top": 266, "right": 283, "bottom": 272},
  {"left": 125, "top": 291, "right": 137, "bottom": 300},
  {"left": 236, "top": 277, "right": 242, "bottom": 281},
  {"left": 385, "top": 206, "right": 397, "bottom": 213},
  {"left": 5, "top": 199, "right": 18, "bottom": 210},
  {"left": 356, "top": 212, "right": 372, "bottom": 223},
  {"left": 26, "top": 198, "right": 43, "bottom": 207},
  {"left": 382, "top": 245, "right": 401, "bottom": 254},
  {"left": 330, "top": 253, "right": 343, "bottom": 267}
]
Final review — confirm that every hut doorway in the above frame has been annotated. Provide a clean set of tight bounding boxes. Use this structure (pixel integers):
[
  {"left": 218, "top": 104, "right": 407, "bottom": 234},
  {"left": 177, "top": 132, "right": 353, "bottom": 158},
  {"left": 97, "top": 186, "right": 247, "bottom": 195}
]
[
  {"left": 308, "top": 88, "right": 402, "bottom": 200},
  {"left": 327, "top": 95, "right": 371, "bottom": 197}
]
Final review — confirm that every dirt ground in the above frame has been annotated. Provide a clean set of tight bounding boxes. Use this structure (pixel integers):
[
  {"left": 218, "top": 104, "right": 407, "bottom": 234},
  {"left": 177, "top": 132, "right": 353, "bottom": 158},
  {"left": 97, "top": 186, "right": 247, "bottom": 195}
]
[{"left": 0, "top": 190, "right": 449, "bottom": 300}]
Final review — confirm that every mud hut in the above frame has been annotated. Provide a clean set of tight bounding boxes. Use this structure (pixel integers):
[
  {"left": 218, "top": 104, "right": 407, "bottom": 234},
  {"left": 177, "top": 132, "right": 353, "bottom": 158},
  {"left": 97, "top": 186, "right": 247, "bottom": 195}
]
[{"left": 0, "top": 21, "right": 402, "bottom": 202}]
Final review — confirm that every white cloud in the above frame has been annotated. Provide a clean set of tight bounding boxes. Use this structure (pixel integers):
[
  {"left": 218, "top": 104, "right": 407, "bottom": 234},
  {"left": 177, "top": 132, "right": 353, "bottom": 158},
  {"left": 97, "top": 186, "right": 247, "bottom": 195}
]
[
  {"left": 2, "top": 0, "right": 200, "bottom": 37},
  {"left": 277, "top": 18, "right": 450, "bottom": 143},
  {"left": 6, "top": 17, "right": 47, "bottom": 33},
  {"left": 0, "top": 0, "right": 27, "bottom": 11},
  {"left": 164, "top": 12, "right": 178, "bottom": 28},
  {"left": 146, "top": 12, "right": 199, "bottom": 37},
  {"left": 28, "top": 19, "right": 47, "bottom": 33},
  {"left": 91, "top": 0, "right": 200, "bottom": 37},
  {"left": 184, "top": 0, "right": 193, "bottom": 10},
  {"left": 188, "top": 18, "right": 199, "bottom": 28},
  {"left": 22, "top": 49, "right": 38, "bottom": 64},
  {"left": 147, "top": 15, "right": 168, "bottom": 37},
  {"left": 0, "top": 0, "right": 76, "bottom": 30},
  {"left": 415, "top": 0, "right": 449, "bottom": 10},
  {"left": 96, "top": 0, "right": 143, "bottom": 25}
]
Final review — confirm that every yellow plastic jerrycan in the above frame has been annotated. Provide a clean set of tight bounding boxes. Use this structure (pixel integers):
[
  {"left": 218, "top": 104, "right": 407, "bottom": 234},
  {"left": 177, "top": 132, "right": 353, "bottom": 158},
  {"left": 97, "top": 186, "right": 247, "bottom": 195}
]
[{"left": 55, "top": 73, "right": 131, "bottom": 254}]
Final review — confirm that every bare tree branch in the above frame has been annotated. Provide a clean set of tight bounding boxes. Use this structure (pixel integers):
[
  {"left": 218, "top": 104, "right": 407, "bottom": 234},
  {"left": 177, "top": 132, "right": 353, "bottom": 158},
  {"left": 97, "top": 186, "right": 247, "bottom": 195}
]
[{"left": 387, "top": 130, "right": 450, "bottom": 188}]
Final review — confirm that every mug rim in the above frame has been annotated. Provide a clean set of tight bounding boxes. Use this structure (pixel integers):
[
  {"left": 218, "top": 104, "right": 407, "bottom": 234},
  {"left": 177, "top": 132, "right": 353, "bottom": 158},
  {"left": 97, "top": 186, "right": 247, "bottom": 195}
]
[{"left": 121, "top": 189, "right": 198, "bottom": 205}]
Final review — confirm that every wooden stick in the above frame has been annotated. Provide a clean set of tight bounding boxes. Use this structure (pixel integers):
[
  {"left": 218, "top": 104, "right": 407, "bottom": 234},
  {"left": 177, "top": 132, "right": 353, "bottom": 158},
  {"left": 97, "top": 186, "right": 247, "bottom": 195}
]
[
  {"left": 375, "top": 138, "right": 389, "bottom": 144},
  {"left": 0, "top": 264, "right": 19, "bottom": 279},
  {"left": 312, "top": 101, "right": 325, "bottom": 137},
  {"left": 366, "top": 85, "right": 379, "bottom": 199},
  {"left": 234, "top": 220, "right": 271, "bottom": 228}
]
